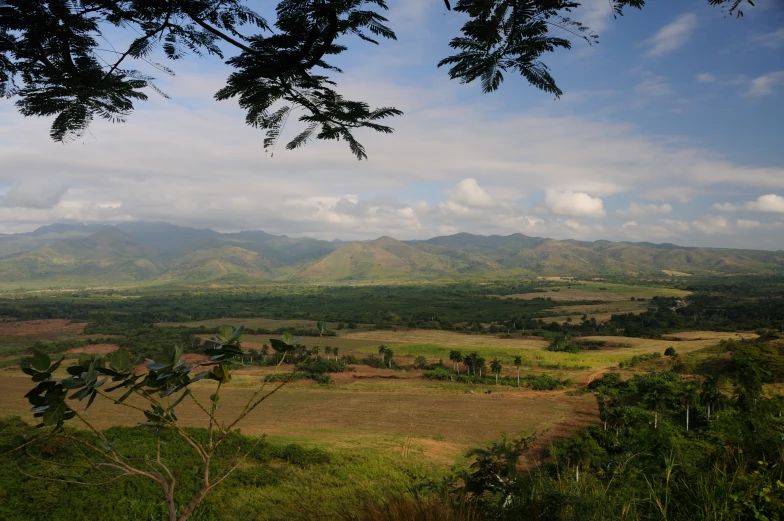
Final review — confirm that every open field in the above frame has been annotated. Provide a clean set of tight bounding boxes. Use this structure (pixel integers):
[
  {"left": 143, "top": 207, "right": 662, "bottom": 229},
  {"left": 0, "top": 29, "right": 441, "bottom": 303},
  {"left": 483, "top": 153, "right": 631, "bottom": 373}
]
[
  {"left": 163, "top": 317, "right": 372, "bottom": 332},
  {"left": 0, "top": 366, "right": 596, "bottom": 465},
  {"left": 498, "top": 281, "right": 690, "bottom": 302},
  {"left": 537, "top": 300, "right": 651, "bottom": 323}
]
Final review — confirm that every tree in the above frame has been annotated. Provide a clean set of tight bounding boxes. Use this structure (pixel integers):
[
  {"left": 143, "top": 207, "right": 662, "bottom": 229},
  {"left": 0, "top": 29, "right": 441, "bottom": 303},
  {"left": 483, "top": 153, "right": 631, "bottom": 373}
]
[
  {"left": 490, "top": 358, "right": 502, "bottom": 384},
  {"left": 680, "top": 383, "right": 699, "bottom": 431},
  {"left": 414, "top": 356, "right": 427, "bottom": 369},
  {"left": 643, "top": 384, "right": 670, "bottom": 429},
  {"left": 378, "top": 344, "right": 387, "bottom": 364},
  {"left": 384, "top": 347, "right": 394, "bottom": 368},
  {"left": 333, "top": 346, "right": 339, "bottom": 361},
  {"left": 449, "top": 349, "right": 463, "bottom": 374},
  {"left": 261, "top": 344, "right": 269, "bottom": 363},
  {"left": 664, "top": 347, "right": 677, "bottom": 357},
  {"left": 6, "top": 323, "right": 323, "bottom": 521},
  {"left": 0, "top": 1, "right": 752, "bottom": 156},
  {"left": 700, "top": 376, "right": 724, "bottom": 420},
  {"left": 513, "top": 356, "right": 522, "bottom": 387}
]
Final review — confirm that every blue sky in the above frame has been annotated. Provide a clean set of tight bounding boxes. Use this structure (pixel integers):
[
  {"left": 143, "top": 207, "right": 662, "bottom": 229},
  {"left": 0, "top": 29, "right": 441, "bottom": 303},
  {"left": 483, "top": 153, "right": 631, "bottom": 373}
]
[{"left": 1, "top": 0, "right": 783, "bottom": 249}]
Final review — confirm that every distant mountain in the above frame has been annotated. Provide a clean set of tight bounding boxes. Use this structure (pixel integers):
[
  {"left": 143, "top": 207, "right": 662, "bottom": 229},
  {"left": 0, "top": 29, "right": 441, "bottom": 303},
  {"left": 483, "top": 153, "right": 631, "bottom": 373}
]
[{"left": 0, "top": 221, "right": 783, "bottom": 285}]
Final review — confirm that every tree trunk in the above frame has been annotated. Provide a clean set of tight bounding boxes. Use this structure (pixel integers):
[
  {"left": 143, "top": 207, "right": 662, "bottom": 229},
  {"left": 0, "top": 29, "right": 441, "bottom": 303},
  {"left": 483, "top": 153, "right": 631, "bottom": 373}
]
[
  {"left": 686, "top": 405, "right": 690, "bottom": 431},
  {"left": 495, "top": 373, "right": 498, "bottom": 384},
  {"left": 707, "top": 403, "right": 711, "bottom": 420},
  {"left": 654, "top": 411, "right": 658, "bottom": 429},
  {"left": 576, "top": 464, "right": 579, "bottom": 483},
  {"left": 604, "top": 421, "right": 607, "bottom": 431},
  {"left": 517, "top": 368, "right": 520, "bottom": 387}
]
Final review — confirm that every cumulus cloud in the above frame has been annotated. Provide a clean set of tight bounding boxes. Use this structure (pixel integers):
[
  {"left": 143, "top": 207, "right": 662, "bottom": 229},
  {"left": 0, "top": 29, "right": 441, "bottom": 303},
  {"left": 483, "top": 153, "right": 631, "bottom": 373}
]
[
  {"left": 622, "top": 220, "right": 638, "bottom": 228},
  {"left": 696, "top": 73, "right": 716, "bottom": 83},
  {"left": 543, "top": 190, "right": 606, "bottom": 218},
  {"left": 744, "top": 71, "right": 784, "bottom": 97},
  {"left": 616, "top": 202, "right": 673, "bottom": 217},
  {"left": 446, "top": 178, "right": 495, "bottom": 208},
  {"left": 713, "top": 194, "right": 784, "bottom": 213},
  {"left": 691, "top": 215, "right": 731, "bottom": 234},
  {"left": 643, "top": 13, "right": 698, "bottom": 57},
  {"left": 1, "top": 65, "right": 784, "bottom": 247}
]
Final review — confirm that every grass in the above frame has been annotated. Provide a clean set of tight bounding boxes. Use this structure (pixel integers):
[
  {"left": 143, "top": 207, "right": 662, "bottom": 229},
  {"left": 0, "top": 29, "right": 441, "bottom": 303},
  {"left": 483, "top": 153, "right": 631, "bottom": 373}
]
[
  {"left": 0, "top": 416, "right": 458, "bottom": 521},
  {"left": 498, "top": 281, "right": 690, "bottom": 302},
  {"left": 0, "top": 368, "right": 597, "bottom": 466}
]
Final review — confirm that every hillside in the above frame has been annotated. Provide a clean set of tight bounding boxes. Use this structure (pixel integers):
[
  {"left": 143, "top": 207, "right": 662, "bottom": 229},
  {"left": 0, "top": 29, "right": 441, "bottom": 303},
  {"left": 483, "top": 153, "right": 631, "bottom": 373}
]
[{"left": 0, "top": 221, "right": 783, "bottom": 284}]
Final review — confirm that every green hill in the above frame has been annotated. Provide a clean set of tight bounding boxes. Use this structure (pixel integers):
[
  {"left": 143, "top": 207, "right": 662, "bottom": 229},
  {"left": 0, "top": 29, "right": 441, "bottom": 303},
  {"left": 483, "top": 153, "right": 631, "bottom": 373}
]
[{"left": 0, "top": 221, "right": 783, "bottom": 285}]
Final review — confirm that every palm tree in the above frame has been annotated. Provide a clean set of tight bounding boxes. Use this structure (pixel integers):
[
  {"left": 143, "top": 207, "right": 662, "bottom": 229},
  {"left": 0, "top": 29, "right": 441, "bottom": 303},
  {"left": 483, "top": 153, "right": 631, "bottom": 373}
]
[
  {"left": 333, "top": 346, "right": 339, "bottom": 361},
  {"left": 701, "top": 376, "right": 723, "bottom": 420},
  {"left": 324, "top": 346, "right": 332, "bottom": 360},
  {"left": 449, "top": 350, "right": 463, "bottom": 374},
  {"left": 643, "top": 385, "right": 670, "bottom": 429},
  {"left": 680, "top": 383, "right": 699, "bottom": 431},
  {"left": 378, "top": 344, "right": 387, "bottom": 364},
  {"left": 465, "top": 352, "right": 478, "bottom": 376},
  {"left": 261, "top": 344, "right": 269, "bottom": 363},
  {"left": 476, "top": 356, "right": 486, "bottom": 379},
  {"left": 513, "top": 356, "right": 522, "bottom": 387},
  {"left": 384, "top": 347, "right": 394, "bottom": 368},
  {"left": 490, "top": 358, "right": 502, "bottom": 384}
]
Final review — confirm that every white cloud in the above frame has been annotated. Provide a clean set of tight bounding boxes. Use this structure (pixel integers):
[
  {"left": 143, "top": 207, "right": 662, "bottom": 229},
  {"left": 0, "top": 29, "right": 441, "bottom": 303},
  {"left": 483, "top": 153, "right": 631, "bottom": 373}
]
[
  {"left": 696, "top": 73, "right": 716, "bottom": 83},
  {"left": 713, "top": 194, "right": 784, "bottom": 213},
  {"left": 736, "top": 219, "right": 761, "bottom": 229},
  {"left": 634, "top": 75, "right": 672, "bottom": 97},
  {"left": 691, "top": 215, "right": 731, "bottom": 234},
  {"left": 446, "top": 178, "right": 495, "bottom": 208},
  {"left": 752, "top": 28, "right": 784, "bottom": 49},
  {"left": 622, "top": 220, "right": 638, "bottom": 228},
  {"left": 643, "top": 13, "right": 698, "bottom": 57},
  {"left": 543, "top": 190, "right": 606, "bottom": 218},
  {"left": 616, "top": 202, "right": 673, "bottom": 217},
  {"left": 744, "top": 71, "right": 784, "bottom": 97}
]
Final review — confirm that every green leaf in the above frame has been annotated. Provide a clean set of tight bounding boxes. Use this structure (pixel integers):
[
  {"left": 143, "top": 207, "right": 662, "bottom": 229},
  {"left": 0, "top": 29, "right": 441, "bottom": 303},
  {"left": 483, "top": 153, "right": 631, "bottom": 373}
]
[
  {"left": 218, "top": 325, "right": 235, "bottom": 341},
  {"left": 317, "top": 321, "right": 327, "bottom": 333},
  {"left": 42, "top": 401, "right": 67, "bottom": 426},
  {"left": 209, "top": 393, "right": 220, "bottom": 402},
  {"left": 110, "top": 348, "right": 132, "bottom": 372},
  {"left": 281, "top": 331, "right": 294, "bottom": 345},
  {"left": 31, "top": 352, "right": 50, "bottom": 372}
]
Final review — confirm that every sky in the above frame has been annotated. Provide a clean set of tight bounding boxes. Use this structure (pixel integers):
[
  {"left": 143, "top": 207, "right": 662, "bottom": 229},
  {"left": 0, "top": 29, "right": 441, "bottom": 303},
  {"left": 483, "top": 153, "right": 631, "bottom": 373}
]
[{"left": 1, "top": 0, "right": 784, "bottom": 249}]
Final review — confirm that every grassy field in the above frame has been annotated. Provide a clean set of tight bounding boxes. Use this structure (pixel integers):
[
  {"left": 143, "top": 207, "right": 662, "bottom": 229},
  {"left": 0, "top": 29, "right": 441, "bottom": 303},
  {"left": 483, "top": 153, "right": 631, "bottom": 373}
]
[{"left": 498, "top": 281, "right": 690, "bottom": 302}]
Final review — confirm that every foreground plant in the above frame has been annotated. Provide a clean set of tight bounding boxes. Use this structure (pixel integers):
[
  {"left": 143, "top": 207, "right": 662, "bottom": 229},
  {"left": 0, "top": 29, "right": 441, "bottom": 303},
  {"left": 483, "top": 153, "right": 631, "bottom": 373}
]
[{"left": 3, "top": 323, "right": 326, "bottom": 521}]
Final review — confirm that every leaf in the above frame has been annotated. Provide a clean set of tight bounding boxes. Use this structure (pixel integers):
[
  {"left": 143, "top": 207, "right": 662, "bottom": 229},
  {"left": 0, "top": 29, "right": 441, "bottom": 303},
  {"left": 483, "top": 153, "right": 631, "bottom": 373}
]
[
  {"left": 218, "top": 325, "right": 235, "bottom": 341},
  {"left": 211, "top": 364, "right": 232, "bottom": 384},
  {"left": 110, "top": 348, "right": 132, "bottom": 372},
  {"left": 281, "top": 331, "right": 294, "bottom": 345},
  {"left": 42, "top": 401, "right": 67, "bottom": 426},
  {"left": 317, "top": 321, "right": 327, "bottom": 333},
  {"left": 31, "top": 352, "right": 50, "bottom": 372}
]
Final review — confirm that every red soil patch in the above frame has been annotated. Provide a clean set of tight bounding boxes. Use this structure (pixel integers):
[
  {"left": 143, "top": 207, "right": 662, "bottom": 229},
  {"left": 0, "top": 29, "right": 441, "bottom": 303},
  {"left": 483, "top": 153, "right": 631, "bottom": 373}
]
[
  {"left": 0, "top": 319, "right": 87, "bottom": 336},
  {"left": 66, "top": 344, "right": 120, "bottom": 356}
]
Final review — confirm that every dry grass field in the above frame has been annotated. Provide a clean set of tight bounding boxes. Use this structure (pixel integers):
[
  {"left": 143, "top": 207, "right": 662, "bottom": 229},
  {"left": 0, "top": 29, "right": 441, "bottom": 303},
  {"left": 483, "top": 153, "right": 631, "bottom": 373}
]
[
  {"left": 0, "top": 317, "right": 746, "bottom": 467},
  {"left": 0, "top": 363, "right": 596, "bottom": 465}
]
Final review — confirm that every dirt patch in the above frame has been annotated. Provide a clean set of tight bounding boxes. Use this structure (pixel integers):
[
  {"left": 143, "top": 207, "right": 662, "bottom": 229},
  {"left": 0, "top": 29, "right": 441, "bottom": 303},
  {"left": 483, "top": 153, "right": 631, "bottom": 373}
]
[
  {"left": 66, "top": 344, "right": 120, "bottom": 356},
  {"left": 0, "top": 319, "right": 87, "bottom": 336}
]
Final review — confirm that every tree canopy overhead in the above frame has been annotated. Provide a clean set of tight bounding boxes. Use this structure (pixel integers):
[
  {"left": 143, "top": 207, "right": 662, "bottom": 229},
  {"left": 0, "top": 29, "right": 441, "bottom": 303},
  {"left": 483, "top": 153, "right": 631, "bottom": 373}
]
[{"left": 0, "top": 0, "right": 753, "bottom": 158}]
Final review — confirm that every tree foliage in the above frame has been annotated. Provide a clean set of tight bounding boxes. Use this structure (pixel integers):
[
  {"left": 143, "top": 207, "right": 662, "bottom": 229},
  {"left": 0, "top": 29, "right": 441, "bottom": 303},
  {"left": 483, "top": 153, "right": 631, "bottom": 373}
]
[{"left": 0, "top": 0, "right": 753, "bottom": 157}]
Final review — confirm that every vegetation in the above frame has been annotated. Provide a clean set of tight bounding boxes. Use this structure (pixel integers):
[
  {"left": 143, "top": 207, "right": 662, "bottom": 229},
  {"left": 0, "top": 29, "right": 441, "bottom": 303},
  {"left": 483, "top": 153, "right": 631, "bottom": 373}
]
[{"left": 2, "top": 324, "right": 325, "bottom": 521}]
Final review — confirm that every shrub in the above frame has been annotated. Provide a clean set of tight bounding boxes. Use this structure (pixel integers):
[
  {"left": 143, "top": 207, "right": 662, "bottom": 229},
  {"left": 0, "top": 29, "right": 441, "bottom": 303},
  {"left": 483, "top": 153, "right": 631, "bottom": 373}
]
[{"left": 664, "top": 346, "right": 677, "bottom": 356}]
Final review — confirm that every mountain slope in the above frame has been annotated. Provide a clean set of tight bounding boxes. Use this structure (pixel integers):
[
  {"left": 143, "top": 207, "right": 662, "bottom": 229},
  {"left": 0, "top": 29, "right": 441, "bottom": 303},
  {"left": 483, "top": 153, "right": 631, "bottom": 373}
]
[{"left": 0, "top": 222, "right": 783, "bottom": 284}]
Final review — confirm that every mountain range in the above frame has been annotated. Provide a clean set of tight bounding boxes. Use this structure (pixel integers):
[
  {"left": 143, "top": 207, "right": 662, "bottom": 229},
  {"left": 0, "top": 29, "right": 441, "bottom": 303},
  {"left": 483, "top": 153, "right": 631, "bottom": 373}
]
[{"left": 0, "top": 222, "right": 783, "bottom": 284}]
